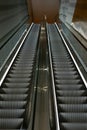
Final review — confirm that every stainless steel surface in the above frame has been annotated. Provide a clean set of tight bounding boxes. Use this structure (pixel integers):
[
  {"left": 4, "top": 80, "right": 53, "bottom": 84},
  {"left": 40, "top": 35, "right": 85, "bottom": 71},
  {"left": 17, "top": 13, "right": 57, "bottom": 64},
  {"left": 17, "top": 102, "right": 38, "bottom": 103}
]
[
  {"left": 47, "top": 23, "right": 60, "bottom": 130},
  {"left": 34, "top": 25, "right": 50, "bottom": 130}
]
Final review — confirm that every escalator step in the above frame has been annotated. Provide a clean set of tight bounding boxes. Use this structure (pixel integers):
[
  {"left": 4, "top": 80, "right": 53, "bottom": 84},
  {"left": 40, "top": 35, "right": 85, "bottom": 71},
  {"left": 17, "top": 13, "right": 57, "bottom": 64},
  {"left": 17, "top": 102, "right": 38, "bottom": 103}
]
[
  {"left": 0, "top": 94, "right": 27, "bottom": 100},
  {"left": 54, "top": 71, "right": 77, "bottom": 75},
  {"left": 55, "top": 74, "right": 79, "bottom": 79},
  {"left": 8, "top": 73, "right": 31, "bottom": 78},
  {"left": 56, "top": 79, "right": 81, "bottom": 84},
  {"left": 53, "top": 64, "right": 74, "bottom": 68},
  {"left": 0, "top": 101, "right": 26, "bottom": 108},
  {"left": 53, "top": 62, "right": 73, "bottom": 65},
  {"left": 6, "top": 78, "right": 30, "bottom": 83},
  {"left": 56, "top": 90, "right": 85, "bottom": 96},
  {"left": 11, "top": 67, "right": 33, "bottom": 71},
  {"left": 15, "top": 61, "right": 33, "bottom": 64},
  {"left": 0, "top": 129, "right": 20, "bottom": 130},
  {"left": 60, "top": 123, "right": 87, "bottom": 130},
  {"left": 57, "top": 97, "right": 87, "bottom": 104},
  {"left": 52, "top": 55, "right": 70, "bottom": 58},
  {"left": 53, "top": 61, "right": 73, "bottom": 64},
  {"left": 10, "top": 70, "right": 32, "bottom": 74},
  {"left": 0, "top": 118, "right": 23, "bottom": 129},
  {"left": 3, "top": 83, "right": 30, "bottom": 88},
  {"left": 53, "top": 58, "right": 71, "bottom": 60},
  {"left": 0, "top": 109, "right": 24, "bottom": 118},
  {"left": 59, "top": 104, "right": 87, "bottom": 112},
  {"left": 53, "top": 67, "right": 75, "bottom": 71},
  {"left": 14, "top": 62, "right": 33, "bottom": 65},
  {"left": 59, "top": 113, "right": 87, "bottom": 122},
  {"left": 54, "top": 61, "right": 72, "bottom": 63},
  {"left": 17, "top": 55, "right": 35, "bottom": 58},
  {"left": 2, "top": 88, "right": 29, "bottom": 94},
  {"left": 14, "top": 57, "right": 35, "bottom": 59},
  {"left": 56, "top": 84, "right": 84, "bottom": 90},
  {"left": 53, "top": 60, "right": 72, "bottom": 63},
  {"left": 17, "top": 54, "right": 35, "bottom": 57}
]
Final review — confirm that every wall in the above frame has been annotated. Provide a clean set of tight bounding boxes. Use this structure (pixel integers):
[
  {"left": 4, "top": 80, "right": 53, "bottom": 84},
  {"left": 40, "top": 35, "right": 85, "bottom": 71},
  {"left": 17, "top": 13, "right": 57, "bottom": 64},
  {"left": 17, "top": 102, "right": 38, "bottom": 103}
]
[
  {"left": 73, "top": 0, "right": 87, "bottom": 22},
  {"left": 59, "top": 0, "right": 87, "bottom": 40},
  {"left": 0, "top": 0, "right": 28, "bottom": 41},
  {"left": 59, "top": 0, "right": 77, "bottom": 24},
  {"left": 27, "top": 0, "right": 59, "bottom": 23}
]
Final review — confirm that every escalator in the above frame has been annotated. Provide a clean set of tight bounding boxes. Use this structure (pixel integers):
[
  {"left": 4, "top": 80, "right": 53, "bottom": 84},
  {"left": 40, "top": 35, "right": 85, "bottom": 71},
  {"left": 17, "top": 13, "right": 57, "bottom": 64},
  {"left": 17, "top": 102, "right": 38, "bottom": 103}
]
[
  {"left": 0, "top": 24, "right": 40, "bottom": 129},
  {"left": 0, "top": 23, "right": 87, "bottom": 130},
  {"left": 47, "top": 24, "right": 87, "bottom": 130}
]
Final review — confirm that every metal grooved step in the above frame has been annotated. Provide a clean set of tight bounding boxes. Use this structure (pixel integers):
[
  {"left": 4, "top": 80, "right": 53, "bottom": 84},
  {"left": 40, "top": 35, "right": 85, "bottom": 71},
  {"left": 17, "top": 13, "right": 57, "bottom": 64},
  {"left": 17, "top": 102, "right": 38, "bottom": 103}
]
[
  {"left": 48, "top": 24, "right": 87, "bottom": 130},
  {"left": 0, "top": 24, "right": 40, "bottom": 129}
]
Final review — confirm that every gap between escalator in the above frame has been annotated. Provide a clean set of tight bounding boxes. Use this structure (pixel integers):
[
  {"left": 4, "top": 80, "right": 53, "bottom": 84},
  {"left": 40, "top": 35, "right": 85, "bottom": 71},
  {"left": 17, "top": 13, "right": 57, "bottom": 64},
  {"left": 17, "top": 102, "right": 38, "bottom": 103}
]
[{"left": 33, "top": 24, "right": 51, "bottom": 130}]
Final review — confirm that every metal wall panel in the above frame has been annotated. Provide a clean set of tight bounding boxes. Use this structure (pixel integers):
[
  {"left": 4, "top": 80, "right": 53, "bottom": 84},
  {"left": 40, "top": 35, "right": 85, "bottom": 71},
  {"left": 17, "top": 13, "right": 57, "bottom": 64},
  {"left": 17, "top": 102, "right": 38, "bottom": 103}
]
[
  {"left": 59, "top": 0, "right": 77, "bottom": 23},
  {"left": 27, "top": 0, "right": 59, "bottom": 23},
  {"left": 73, "top": 0, "right": 87, "bottom": 21},
  {"left": 0, "top": 0, "right": 28, "bottom": 40}
]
